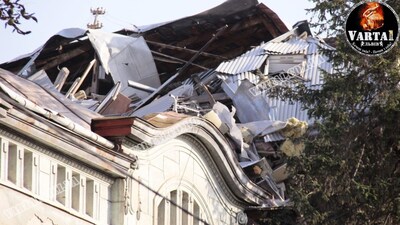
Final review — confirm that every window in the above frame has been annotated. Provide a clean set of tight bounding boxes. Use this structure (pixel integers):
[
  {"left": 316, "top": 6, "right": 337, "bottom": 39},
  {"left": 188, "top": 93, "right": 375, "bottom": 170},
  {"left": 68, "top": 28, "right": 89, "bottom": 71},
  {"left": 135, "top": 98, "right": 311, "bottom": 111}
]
[
  {"left": 170, "top": 190, "right": 177, "bottom": 225},
  {"left": 181, "top": 191, "right": 189, "bottom": 224},
  {"left": 71, "top": 172, "right": 81, "bottom": 211},
  {"left": 193, "top": 201, "right": 201, "bottom": 225},
  {"left": 158, "top": 199, "right": 166, "bottom": 225},
  {"left": 56, "top": 165, "right": 66, "bottom": 205},
  {"left": 85, "top": 178, "right": 95, "bottom": 217},
  {"left": 7, "top": 142, "right": 18, "bottom": 184},
  {"left": 267, "top": 55, "right": 306, "bottom": 78},
  {"left": 0, "top": 135, "right": 108, "bottom": 223},
  {"left": 23, "top": 150, "right": 34, "bottom": 191},
  {"left": 157, "top": 189, "right": 207, "bottom": 225}
]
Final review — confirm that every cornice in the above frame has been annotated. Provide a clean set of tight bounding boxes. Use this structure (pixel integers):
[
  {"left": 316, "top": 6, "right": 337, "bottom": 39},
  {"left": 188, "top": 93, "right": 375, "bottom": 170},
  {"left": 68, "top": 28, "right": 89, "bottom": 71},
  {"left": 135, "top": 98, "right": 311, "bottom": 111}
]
[
  {"left": 126, "top": 116, "right": 275, "bottom": 207},
  {"left": 179, "top": 135, "right": 247, "bottom": 209},
  {"left": 1, "top": 107, "right": 133, "bottom": 176},
  {"left": 0, "top": 125, "right": 114, "bottom": 183}
]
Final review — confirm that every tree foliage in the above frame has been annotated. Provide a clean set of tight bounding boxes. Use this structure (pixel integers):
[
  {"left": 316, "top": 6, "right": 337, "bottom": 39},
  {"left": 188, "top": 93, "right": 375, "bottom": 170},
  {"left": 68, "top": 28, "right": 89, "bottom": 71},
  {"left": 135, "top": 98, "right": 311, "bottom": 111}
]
[
  {"left": 284, "top": 0, "right": 400, "bottom": 224},
  {"left": 0, "top": 0, "right": 37, "bottom": 34}
]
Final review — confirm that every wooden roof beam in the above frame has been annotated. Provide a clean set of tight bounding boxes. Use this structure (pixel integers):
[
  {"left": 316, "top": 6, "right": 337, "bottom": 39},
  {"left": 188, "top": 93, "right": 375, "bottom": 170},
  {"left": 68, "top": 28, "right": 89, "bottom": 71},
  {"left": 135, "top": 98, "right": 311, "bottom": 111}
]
[
  {"left": 36, "top": 44, "right": 92, "bottom": 71},
  {"left": 151, "top": 50, "right": 209, "bottom": 70},
  {"left": 147, "top": 40, "right": 227, "bottom": 60}
]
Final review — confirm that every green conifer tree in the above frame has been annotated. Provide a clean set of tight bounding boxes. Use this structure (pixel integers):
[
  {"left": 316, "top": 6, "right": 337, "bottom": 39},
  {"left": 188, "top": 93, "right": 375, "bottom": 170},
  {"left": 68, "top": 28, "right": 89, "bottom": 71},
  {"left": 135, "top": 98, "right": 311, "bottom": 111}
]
[{"left": 285, "top": 1, "right": 400, "bottom": 224}]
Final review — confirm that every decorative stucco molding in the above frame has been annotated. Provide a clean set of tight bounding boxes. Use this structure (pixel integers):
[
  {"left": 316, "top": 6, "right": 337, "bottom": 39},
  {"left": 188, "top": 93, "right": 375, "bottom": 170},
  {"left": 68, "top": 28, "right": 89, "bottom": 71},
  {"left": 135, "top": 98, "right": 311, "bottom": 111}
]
[{"left": 126, "top": 116, "right": 276, "bottom": 208}]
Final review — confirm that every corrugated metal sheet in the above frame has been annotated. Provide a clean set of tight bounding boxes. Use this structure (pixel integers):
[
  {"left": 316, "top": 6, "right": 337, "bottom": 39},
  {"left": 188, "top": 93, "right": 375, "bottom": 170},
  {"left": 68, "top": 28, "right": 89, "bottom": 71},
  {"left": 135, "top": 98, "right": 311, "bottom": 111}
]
[
  {"left": 216, "top": 35, "right": 333, "bottom": 124},
  {"left": 262, "top": 37, "right": 308, "bottom": 54},
  {"left": 183, "top": 69, "right": 217, "bottom": 85},
  {"left": 218, "top": 71, "right": 259, "bottom": 87},
  {"left": 303, "top": 40, "right": 333, "bottom": 86},
  {"left": 131, "top": 85, "right": 193, "bottom": 117},
  {"left": 266, "top": 97, "right": 313, "bottom": 123},
  {"left": 264, "top": 132, "right": 285, "bottom": 142},
  {"left": 216, "top": 46, "right": 267, "bottom": 75},
  {"left": 265, "top": 37, "right": 333, "bottom": 123},
  {"left": 215, "top": 36, "right": 325, "bottom": 78}
]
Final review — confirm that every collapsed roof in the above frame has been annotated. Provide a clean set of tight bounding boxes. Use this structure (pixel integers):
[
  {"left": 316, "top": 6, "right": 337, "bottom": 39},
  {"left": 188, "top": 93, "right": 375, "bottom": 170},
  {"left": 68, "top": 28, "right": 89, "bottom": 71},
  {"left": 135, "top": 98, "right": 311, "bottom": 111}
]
[
  {"left": 1, "top": 0, "right": 287, "bottom": 78},
  {"left": 0, "top": 0, "right": 335, "bottom": 218}
]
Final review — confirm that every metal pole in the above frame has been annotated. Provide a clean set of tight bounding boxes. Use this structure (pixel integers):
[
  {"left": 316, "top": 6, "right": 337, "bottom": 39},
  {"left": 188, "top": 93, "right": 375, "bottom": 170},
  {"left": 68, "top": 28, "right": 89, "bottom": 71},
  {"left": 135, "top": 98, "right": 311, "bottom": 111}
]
[{"left": 133, "top": 25, "right": 228, "bottom": 112}]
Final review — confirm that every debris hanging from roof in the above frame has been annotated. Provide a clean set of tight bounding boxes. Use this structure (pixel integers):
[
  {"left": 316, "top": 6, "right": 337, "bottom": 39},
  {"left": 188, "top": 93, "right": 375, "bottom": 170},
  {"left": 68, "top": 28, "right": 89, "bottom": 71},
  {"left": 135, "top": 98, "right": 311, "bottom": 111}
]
[{"left": 0, "top": 0, "right": 334, "bottom": 212}]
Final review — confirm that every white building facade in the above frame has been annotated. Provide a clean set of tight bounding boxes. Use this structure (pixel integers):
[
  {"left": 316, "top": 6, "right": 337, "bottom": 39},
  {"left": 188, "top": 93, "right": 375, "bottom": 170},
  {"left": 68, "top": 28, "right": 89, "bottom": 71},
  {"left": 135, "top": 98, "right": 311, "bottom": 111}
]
[{"left": 0, "top": 68, "right": 273, "bottom": 225}]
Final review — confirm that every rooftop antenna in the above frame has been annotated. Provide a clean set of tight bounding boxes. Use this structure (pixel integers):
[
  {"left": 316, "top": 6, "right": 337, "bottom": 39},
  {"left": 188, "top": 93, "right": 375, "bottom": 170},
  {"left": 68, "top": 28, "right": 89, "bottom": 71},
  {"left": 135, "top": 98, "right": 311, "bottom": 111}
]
[{"left": 87, "top": 7, "right": 106, "bottom": 29}]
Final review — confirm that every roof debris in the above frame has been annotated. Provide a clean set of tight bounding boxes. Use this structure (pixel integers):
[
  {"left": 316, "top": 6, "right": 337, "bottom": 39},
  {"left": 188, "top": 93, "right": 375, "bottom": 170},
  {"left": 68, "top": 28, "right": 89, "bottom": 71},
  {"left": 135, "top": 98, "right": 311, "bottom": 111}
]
[{"left": 0, "top": 0, "right": 334, "bottom": 211}]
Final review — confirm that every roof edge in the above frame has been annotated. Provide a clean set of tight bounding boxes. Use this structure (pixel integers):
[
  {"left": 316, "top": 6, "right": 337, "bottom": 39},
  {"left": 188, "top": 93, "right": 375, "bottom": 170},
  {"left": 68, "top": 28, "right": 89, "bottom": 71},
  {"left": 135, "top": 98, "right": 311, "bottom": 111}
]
[{"left": 127, "top": 115, "right": 281, "bottom": 207}]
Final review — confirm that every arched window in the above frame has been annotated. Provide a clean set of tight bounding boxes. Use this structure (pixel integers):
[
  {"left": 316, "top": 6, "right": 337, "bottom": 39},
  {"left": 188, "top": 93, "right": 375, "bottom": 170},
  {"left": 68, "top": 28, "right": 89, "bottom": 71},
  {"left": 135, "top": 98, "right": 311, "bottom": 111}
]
[{"left": 157, "top": 189, "right": 208, "bottom": 225}]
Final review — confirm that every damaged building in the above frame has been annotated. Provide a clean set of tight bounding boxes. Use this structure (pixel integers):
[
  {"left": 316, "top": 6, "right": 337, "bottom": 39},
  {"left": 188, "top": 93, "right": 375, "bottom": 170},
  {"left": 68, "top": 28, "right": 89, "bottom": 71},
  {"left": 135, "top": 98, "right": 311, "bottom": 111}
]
[{"left": 0, "top": 0, "right": 333, "bottom": 224}]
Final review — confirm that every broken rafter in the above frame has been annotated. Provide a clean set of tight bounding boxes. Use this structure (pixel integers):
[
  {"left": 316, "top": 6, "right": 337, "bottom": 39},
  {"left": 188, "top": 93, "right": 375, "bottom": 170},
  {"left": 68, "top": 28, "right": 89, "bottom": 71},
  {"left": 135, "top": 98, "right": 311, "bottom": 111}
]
[
  {"left": 151, "top": 50, "right": 209, "bottom": 70},
  {"left": 172, "top": 16, "right": 264, "bottom": 50},
  {"left": 228, "top": 16, "right": 264, "bottom": 33},
  {"left": 204, "top": 27, "right": 260, "bottom": 54},
  {"left": 173, "top": 32, "right": 215, "bottom": 49},
  {"left": 36, "top": 45, "right": 92, "bottom": 71},
  {"left": 70, "top": 59, "right": 96, "bottom": 96},
  {"left": 146, "top": 40, "right": 227, "bottom": 60},
  {"left": 65, "top": 77, "right": 81, "bottom": 98},
  {"left": 189, "top": 92, "right": 230, "bottom": 104},
  {"left": 90, "top": 59, "right": 99, "bottom": 94},
  {"left": 133, "top": 25, "right": 228, "bottom": 112},
  {"left": 192, "top": 74, "right": 216, "bottom": 106},
  {"left": 54, "top": 67, "right": 70, "bottom": 91}
]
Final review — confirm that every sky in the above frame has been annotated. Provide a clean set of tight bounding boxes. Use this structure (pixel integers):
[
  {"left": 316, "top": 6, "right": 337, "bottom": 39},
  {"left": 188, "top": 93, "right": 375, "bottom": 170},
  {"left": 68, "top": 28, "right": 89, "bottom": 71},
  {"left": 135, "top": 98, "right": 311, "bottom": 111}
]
[{"left": 0, "top": 0, "right": 314, "bottom": 63}]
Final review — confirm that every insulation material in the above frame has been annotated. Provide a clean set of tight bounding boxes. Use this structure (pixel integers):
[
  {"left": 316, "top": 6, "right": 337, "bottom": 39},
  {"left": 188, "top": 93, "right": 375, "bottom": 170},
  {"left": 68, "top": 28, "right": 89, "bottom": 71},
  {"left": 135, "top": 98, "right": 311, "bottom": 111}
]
[
  {"left": 280, "top": 139, "right": 305, "bottom": 157},
  {"left": 281, "top": 117, "right": 308, "bottom": 138}
]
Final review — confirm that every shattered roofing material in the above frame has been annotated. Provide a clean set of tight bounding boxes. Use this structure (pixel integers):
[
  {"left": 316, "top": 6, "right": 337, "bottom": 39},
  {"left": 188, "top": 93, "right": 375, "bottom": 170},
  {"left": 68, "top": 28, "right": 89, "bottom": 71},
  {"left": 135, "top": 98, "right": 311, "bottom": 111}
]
[
  {"left": 232, "top": 79, "right": 271, "bottom": 123},
  {"left": 0, "top": 68, "right": 100, "bottom": 128},
  {"left": 131, "top": 84, "right": 194, "bottom": 118},
  {"left": 213, "top": 21, "right": 336, "bottom": 125},
  {"left": 88, "top": 30, "right": 160, "bottom": 99},
  {"left": 143, "top": 111, "right": 190, "bottom": 128},
  {"left": 216, "top": 46, "right": 268, "bottom": 75},
  {"left": 138, "top": 0, "right": 288, "bottom": 78},
  {"left": 2, "top": 28, "right": 87, "bottom": 70},
  {"left": 0, "top": 0, "right": 307, "bottom": 213},
  {"left": 218, "top": 71, "right": 260, "bottom": 90},
  {"left": 263, "top": 132, "right": 285, "bottom": 142}
]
